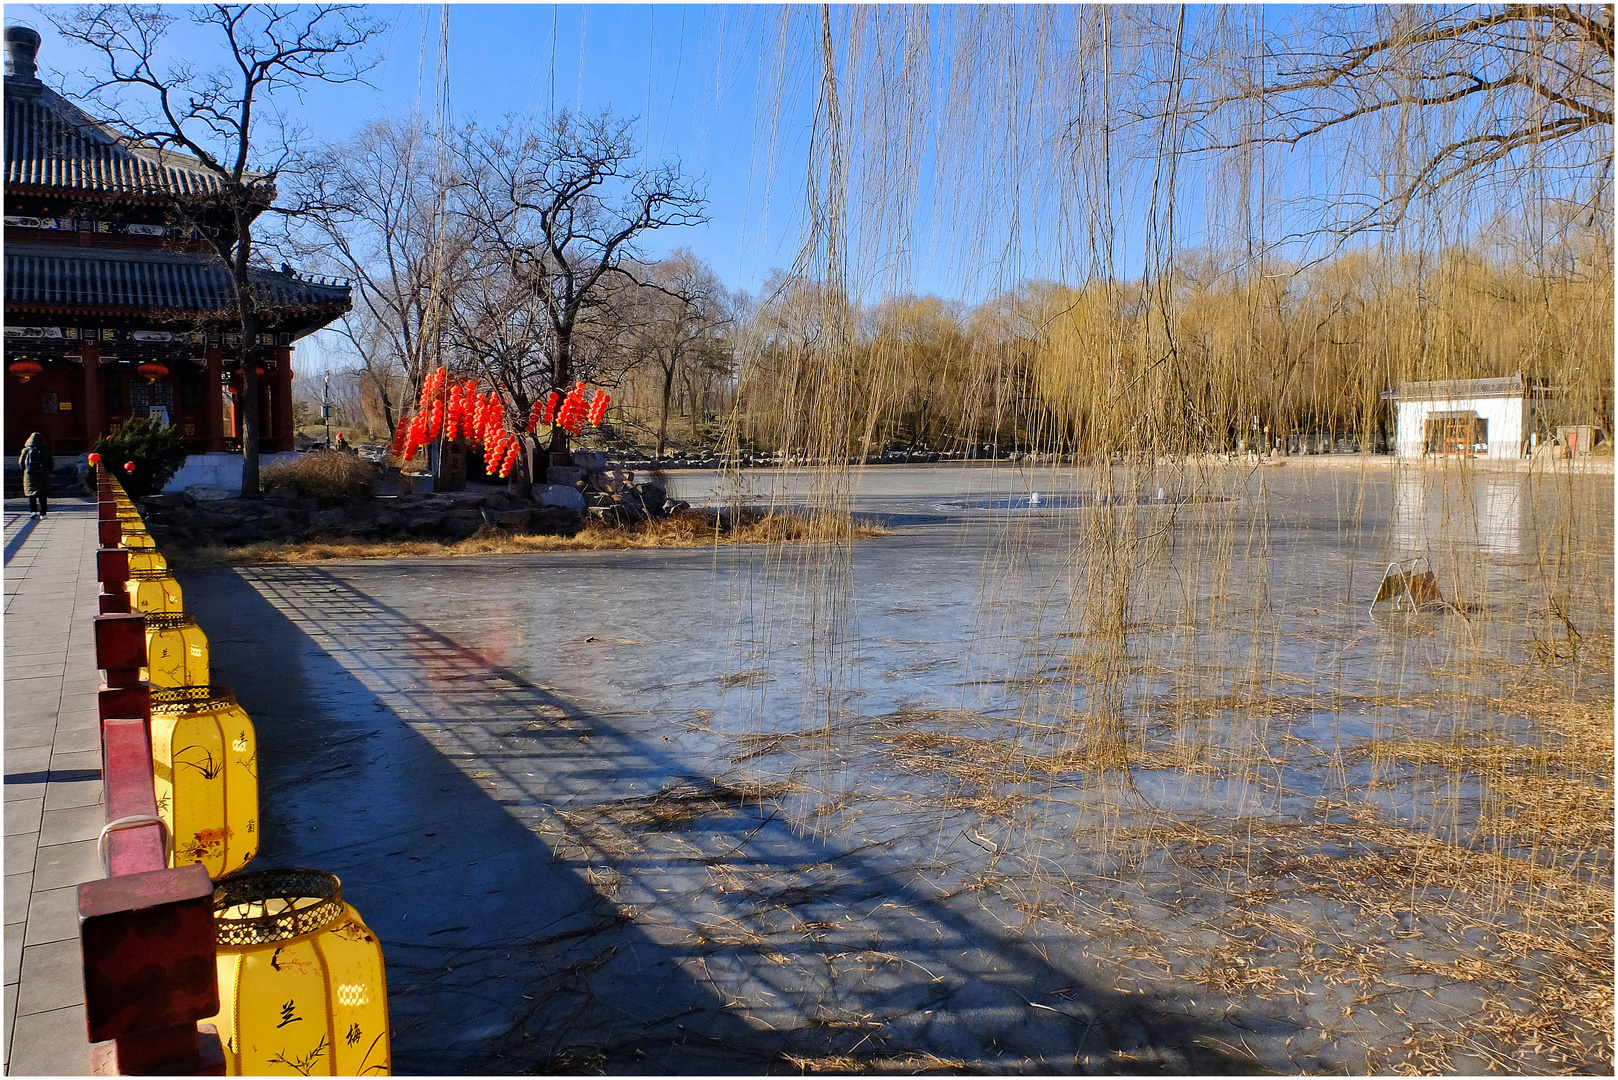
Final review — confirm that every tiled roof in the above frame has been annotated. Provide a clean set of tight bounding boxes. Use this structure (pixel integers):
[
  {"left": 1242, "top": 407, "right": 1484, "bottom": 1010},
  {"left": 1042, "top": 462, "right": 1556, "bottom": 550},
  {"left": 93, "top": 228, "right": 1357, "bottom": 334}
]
[
  {"left": 5, "top": 243, "right": 350, "bottom": 315},
  {"left": 5, "top": 77, "right": 233, "bottom": 197},
  {"left": 1382, "top": 375, "right": 1529, "bottom": 402}
]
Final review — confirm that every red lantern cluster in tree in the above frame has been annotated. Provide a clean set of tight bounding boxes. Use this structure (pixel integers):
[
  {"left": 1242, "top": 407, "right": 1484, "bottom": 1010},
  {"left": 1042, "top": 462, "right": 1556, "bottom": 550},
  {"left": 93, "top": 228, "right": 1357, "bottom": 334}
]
[
  {"left": 526, "top": 391, "right": 563, "bottom": 433},
  {"left": 555, "top": 383, "right": 588, "bottom": 434},
  {"left": 392, "top": 368, "right": 609, "bottom": 480}
]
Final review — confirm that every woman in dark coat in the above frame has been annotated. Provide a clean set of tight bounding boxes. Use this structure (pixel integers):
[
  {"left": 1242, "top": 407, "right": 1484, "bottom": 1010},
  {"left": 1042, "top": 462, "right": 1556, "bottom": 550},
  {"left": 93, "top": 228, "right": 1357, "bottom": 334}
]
[{"left": 19, "top": 432, "right": 53, "bottom": 518}]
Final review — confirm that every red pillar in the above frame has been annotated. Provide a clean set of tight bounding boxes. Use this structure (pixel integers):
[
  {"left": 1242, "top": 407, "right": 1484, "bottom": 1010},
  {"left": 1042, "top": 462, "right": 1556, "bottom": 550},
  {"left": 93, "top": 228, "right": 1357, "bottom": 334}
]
[
  {"left": 203, "top": 346, "right": 225, "bottom": 452},
  {"left": 81, "top": 342, "right": 104, "bottom": 449},
  {"left": 272, "top": 346, "right": 294, "bottom": 451}
]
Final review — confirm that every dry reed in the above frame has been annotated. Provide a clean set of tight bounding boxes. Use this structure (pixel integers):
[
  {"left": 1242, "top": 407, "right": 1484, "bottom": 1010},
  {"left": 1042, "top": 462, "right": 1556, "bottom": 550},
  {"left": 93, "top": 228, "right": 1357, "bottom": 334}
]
[{"left": 166, "top": 509, "right": 888, "bottom": 567}]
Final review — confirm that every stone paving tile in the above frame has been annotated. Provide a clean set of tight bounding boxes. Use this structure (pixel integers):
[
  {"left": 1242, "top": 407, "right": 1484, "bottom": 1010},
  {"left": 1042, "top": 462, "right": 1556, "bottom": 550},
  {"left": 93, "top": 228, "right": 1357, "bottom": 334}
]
[
  {"left": 2, "top": 981, "right": 13, "bottom": 1072},
  {"left": 2, "top": 691, "right": 61, "bottom": 712},
  {"left": 8, "top": 1003, "right": 90, "bottom": 1075},
  {"left": 30, "top": 840, "right": 98, "bottom": 893},
  {"left": 42, "top": 780, "right": 101, "bottom": 813},
  {"left": 4, "top": 722, "right": 57, "bottom": 753},
  {"left": 2, "top": 747, "right": 51, "bottom": 776},
  {"left": 44, "top": 751, "right": 100, "bottom": 778},
  {"left": 3, "top": 923, "right": 20, "bottom": 986},
  {"left": 15, "top": 938, "right": 83, "bottom": 1015},
  {"left": 4, "top": 646, "right": 70, "bottom": 662},
  {"left": 51, "top": 705, "right": 97, "bottom": 731},
  {"left": 38, "top": 805, "right": 102, "bottom": 848},
  {"left": 47, "top": 727, "right": 99, "bottom": 756},
  {"left": 2, "top": 675, "right": 64, "bottom": 697},
  {"left": 3, "top": 833, "right": 39, "bottom": 876},
  {"left": 4, "top": 875, "right": 31, "bottom": 925},
  {"left": 2, "top": 664, "right": 66, "bottom": 682},
  {"left": 4, "top": 799, "right": 43, "bottom": 837},
  {"left": 5, "top": 771, "right": 49, "bottom": 805},
  {"left": 23, "top": 887, "right": 80, "bottom": 948}
]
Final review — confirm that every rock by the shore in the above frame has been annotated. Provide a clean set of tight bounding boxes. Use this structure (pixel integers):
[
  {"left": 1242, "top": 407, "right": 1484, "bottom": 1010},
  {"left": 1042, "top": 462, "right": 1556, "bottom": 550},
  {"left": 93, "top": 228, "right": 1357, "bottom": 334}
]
[{"left": 533, "top": 483, "right": 587, "bottom": 511}]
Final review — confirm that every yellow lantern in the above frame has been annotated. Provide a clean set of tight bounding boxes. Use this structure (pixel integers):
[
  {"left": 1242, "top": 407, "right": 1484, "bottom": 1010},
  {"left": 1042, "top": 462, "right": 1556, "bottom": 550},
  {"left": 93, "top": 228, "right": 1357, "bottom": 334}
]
[
  {"left": 210, "top": 869, "right": 391, "bottom": 1076},
  {"left": 128, "top": 567, "right": 184, "bottom": 613},
  {"left": 144, "top": 612, "right": 210, "bottom": 687},
  {"left": 149, "top": 686, "right": 259, "bottom": 879},
  {"left": 125, "top": 538, "right": 169, "bottom": 574}
]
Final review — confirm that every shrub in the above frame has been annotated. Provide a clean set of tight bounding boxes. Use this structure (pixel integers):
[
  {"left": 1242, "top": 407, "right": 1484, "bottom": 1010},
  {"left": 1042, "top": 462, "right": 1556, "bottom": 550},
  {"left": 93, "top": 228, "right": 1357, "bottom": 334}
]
[
  {"left": 260, "top": 451, "right": 377, "bottom": 500},
  {"left": 90, "top": 416, "right": 190, "bottom": 498}
]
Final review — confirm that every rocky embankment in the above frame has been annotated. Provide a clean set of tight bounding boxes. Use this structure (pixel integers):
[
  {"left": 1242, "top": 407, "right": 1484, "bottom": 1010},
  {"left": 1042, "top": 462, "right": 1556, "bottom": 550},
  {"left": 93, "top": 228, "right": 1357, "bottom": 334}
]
[{"left": 142, "top": 451, "right": 684, "bottom": 549}]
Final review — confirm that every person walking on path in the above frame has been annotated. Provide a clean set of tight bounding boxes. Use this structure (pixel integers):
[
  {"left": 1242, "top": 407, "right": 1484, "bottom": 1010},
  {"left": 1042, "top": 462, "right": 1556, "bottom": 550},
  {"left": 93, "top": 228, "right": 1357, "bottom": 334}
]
[{"left": 19, "top": 431, "right": 53, "bottom": 518}]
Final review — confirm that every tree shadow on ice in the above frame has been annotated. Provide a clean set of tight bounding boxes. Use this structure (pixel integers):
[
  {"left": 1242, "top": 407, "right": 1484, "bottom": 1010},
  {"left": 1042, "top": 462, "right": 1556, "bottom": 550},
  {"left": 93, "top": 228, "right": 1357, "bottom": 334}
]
[{"left": 184, "top": 562, "right": 1277, "bottom": 1075}]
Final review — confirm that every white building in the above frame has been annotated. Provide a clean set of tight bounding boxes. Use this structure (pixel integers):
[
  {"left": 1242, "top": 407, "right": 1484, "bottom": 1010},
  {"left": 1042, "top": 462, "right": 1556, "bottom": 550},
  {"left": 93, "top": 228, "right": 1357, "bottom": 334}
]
[{"left": 1383, "top": 375, "right": 1538, "bottom": 460}]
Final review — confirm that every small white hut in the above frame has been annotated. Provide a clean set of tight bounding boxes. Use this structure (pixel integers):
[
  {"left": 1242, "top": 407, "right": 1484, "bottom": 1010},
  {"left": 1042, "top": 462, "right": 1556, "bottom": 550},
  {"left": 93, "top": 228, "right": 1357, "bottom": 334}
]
[{"left": 1382, "top": 375, "right": 1537, "bottom": 460}]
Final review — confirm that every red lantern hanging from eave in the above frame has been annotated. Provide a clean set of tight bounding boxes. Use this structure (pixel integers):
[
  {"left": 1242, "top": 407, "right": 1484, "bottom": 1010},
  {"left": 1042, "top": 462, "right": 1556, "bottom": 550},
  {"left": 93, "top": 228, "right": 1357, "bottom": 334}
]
[
  {"left": 138, "top": 359, "right": 170, "bottom": 384},
  {"left": 8, "top": 358, "right": 42, "bottom": 382}
]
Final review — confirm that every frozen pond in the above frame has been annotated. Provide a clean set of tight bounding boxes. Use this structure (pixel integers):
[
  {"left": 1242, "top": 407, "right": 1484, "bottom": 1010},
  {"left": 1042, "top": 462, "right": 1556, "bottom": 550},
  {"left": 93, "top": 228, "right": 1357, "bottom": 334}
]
[{"left": 183, "top": 460, "right": 1613, "bottom": 1074}]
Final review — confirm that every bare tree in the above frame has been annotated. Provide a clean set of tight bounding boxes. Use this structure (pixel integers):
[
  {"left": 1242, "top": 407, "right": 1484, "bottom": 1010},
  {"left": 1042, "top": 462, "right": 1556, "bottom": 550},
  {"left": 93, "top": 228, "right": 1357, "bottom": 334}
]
[
  {"left": 51, "top": 4, "right": 382, "bottom": 494},
  {"left": 620, "top": 251, "right": 734, "bottom": 458},
  {"left": 305, "top": 116, "right": 469, "bottom": 436},
  {"left": 444, "top": 253, "right": 554, "bottom": 434},
  {"left": 1201, "top": 5, "right": 1614, "bottom": 239},
  {"left": 456, "top": 111, "right": 708, "bottom": 466}
]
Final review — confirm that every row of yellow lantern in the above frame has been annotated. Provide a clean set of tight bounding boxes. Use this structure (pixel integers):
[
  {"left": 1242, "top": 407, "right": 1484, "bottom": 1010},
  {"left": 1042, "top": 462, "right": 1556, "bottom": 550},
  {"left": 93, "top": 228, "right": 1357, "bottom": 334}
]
[{"left": 109, "top": 484, "right": 391, "bottom": 1076}]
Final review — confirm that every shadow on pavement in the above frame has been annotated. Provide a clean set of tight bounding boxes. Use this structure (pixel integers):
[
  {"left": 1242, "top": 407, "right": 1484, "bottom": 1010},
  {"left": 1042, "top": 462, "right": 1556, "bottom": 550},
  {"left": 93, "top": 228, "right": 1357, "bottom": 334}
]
[{"left": 184, "top": 562, "right": 1274, "bottom": 1075}]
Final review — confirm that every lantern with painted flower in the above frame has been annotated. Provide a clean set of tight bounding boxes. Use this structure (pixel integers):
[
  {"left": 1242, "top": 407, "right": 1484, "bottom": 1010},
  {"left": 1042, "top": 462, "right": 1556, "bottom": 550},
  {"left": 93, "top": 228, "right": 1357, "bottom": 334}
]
[
  {"left": 127, "top": 567, "right": 184, "bottom": 613},
  {"left": 148, "top": 685, "right": 258, "bottom": 879},
  {"left": 209, "top": 869, "right": 391, "bottom": 1075},
  {"left": 144, "top": 612, "right": 210, "bottom": 688}
]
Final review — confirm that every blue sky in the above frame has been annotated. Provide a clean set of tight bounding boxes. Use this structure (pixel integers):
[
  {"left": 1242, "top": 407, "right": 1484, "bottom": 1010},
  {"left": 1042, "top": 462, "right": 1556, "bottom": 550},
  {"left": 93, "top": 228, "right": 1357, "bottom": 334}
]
[
  {"left": 10, "top": 4, "right": 1348, "bottom": 308},
  {"left": 17, "top": 4, "right": 816, "bottom": 299}
]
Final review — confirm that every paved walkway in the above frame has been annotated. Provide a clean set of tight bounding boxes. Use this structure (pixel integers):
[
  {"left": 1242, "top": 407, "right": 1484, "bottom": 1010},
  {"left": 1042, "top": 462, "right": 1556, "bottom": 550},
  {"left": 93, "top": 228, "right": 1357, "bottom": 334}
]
[{"left": 4, "top": 496, "right": 100, "bottom": 1075}]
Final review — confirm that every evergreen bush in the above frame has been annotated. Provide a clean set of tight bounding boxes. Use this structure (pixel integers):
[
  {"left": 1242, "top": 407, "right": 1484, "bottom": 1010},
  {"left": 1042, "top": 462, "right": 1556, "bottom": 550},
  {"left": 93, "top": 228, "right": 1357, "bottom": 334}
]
[{"left": 89, "top": 416, "right": 190, "bottom": 498}]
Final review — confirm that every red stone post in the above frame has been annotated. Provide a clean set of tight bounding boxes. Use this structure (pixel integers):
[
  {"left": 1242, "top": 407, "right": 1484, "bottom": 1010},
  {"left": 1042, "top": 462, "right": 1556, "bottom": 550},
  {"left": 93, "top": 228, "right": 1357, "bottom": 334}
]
[
  {"left": 272, "top": 346, "right": 295, "bottom": 451},
  {"left": 81, "top": 342, "right": 104, "bottom": 449},
  {"left": 203, "top": 346, "right": 225, "bottom": 452}
]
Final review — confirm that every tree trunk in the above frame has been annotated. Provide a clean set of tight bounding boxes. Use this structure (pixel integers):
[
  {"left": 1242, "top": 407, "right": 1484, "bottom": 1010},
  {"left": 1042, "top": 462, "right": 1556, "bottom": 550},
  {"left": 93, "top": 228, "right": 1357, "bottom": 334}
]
[
  {"left": 510, "top": 433, "right": 533, "bottom": 494},
  {"left": 657, "top": 362, "right": 675, "bottom": 458},
  {"left": 378, "top": 378, "right": 396, "bottom": 438},
  {"left": 547, "top": 332, "right": 573, "bottom": 456},
  {"left": 232, "top": 218, "right": 262, "bottom": 497}
]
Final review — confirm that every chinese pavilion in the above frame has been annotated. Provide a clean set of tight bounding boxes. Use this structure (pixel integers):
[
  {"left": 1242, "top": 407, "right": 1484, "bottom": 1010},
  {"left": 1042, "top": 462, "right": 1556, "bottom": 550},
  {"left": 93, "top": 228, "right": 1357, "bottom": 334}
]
[{"left": 3, "top": 26, "right": 350, "bottom": 455}]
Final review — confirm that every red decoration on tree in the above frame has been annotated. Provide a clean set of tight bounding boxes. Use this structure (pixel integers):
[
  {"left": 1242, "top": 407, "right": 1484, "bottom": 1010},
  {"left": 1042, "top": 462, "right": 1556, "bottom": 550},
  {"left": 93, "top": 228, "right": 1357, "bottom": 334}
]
[
  {"left": 87, "top": 453, "right": 102, "bottom": 465},
  {"left": 587, "top": 390, "right": 611, "bottom": 427},
  {"left": 123, "top": 461, "right": 136, "bottom": 473}
]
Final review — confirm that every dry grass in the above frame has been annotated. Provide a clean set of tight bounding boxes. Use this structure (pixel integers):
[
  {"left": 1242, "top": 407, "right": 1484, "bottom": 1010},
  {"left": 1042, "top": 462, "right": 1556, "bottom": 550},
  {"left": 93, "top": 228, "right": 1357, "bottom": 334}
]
[
  {"left": 166, "top": 509, "right": 887, "bottom": 567},
  {"left": 260, "top": 451, "right": 378, "bottom": 499}
]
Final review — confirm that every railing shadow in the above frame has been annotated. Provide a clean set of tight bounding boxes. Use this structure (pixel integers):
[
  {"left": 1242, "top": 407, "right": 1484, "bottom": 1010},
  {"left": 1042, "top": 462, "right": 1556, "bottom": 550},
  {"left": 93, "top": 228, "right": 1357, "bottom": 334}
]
[{"left": 184, "top": 560, "right": 1279, "bottom": 1075}]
